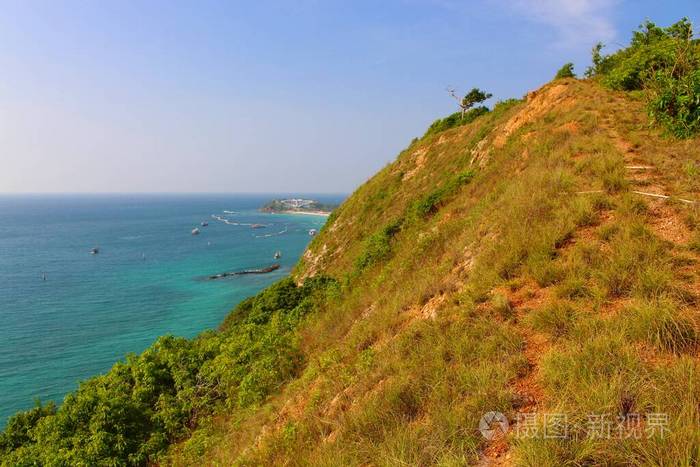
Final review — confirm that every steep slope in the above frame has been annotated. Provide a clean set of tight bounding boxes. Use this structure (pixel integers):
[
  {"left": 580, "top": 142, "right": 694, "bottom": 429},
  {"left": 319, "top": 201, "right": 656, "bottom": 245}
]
[{"left": 174, "top": 78, "right": 700, "bottom": 465}]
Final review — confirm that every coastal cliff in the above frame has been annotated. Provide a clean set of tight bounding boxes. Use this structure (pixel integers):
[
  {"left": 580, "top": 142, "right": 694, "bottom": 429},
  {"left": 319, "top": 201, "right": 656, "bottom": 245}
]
[{"left": 2, "top": 20, "right": 699, "bottom": 466}]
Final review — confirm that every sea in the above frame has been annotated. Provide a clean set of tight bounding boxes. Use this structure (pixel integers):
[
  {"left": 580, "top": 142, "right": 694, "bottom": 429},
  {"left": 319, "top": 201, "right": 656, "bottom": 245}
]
[{"left": 0, "top": 194, "right": 340, "bottom": 427}]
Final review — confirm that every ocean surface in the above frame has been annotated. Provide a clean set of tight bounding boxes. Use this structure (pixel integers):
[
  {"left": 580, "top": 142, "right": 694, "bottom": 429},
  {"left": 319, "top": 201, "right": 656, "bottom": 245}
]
[{"left": 0, "top": 194, "right": 339, "bottom": 427}]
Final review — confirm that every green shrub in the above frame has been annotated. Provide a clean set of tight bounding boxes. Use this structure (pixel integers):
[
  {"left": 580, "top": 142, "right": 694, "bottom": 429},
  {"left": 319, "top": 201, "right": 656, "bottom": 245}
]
[
  {"left": 554, "top": 63, "right": 576, "bottom": 80},
  {"left": 588, "top": 18, "right": 700, "bottom": 137},
  {"left": 355, "top": 219, "right": 403, "bottom": 271},
  {"left": 491, "top": 98, "right": 522, "bottom": 116},
  {"left": 0, "top": 276, "right": 339, "bottom": 465},
  {"left": 0, "top": 401, "right": 56, "bottom": 454},
  {"left": 424, "top": 106, "right": 489, "bottom": 137},
  {"left": 646, "top": 67, "right": 700, "bottom": 138},
  {"left": 412, "top": 170, "right": 476, "bottom": 218}
]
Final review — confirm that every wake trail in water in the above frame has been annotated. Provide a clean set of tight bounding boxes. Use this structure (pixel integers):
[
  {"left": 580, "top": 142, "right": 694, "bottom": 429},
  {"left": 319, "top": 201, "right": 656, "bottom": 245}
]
[
  {"left": 255, "top": 226, "right": 288, "bottom": 238},
  {"left": 211, "top": 214, "right": 267, "bottom": 227}
]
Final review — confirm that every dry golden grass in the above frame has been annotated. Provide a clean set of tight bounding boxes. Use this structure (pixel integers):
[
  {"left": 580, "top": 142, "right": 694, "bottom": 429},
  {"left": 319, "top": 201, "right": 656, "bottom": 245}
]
[{"left": 168, "top": 79, "right": 700, "bottom": 466}]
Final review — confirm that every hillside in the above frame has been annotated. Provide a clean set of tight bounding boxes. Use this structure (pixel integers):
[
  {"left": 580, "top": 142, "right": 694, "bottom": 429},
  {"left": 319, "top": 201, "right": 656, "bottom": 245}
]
[
  {"left": 172, "top": 77, "right": 698, "bottom": 465},
  {"left": 2, "top": 20, "right": 699, "bottom": 467}
]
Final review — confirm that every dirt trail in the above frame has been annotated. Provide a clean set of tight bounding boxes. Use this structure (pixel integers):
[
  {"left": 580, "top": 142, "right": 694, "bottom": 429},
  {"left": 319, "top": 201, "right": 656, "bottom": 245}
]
[
  {"left": 605, "top": 115, "right": 696, "bottom": 241},
  {"left": 604, "top": 116, "right": 700, "bottom": 314},
  {"left": 478, "top": 284, "right": 551, "bottom": 466},
  {"left": 479, "top": 109, "right": 698, "bottom": 465}
]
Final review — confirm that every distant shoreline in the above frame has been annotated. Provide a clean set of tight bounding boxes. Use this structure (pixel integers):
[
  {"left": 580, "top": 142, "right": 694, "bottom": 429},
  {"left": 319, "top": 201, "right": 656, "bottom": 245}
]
[
  {"left": 260, "top": 198, "right": 337, "bottom": 217},
  {"left": 268, "top": 210, "right": 331, "bottom": 217}
]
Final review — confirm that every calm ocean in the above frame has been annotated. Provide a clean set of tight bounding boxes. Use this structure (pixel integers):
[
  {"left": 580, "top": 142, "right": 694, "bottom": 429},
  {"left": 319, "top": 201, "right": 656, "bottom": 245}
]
[{"left": 0, "top": 194, "right": 339, "bottom": 426}]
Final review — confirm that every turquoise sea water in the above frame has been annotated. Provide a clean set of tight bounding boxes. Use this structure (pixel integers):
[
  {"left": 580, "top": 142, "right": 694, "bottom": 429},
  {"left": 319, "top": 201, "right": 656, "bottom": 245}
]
[{"left": 0, "top": 194, "right": 338, "bottom": 426}]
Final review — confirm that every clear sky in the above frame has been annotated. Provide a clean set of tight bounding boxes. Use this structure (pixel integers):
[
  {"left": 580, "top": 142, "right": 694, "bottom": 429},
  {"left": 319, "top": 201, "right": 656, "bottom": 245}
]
[{"left": 0, "top": 1, "right": 697, "bottom": 194}]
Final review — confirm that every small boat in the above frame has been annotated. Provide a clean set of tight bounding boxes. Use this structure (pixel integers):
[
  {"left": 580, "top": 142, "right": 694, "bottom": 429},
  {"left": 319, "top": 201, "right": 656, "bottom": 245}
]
[
  {"left": 201, "top": 221, "right": 209, "bottom": 227},
  {"left": 251, "top": 224, "right": 266, "bottom": 229},
  {"left": 191, "top": 228, "right": 200, "bottom": 236},
  {"left": 90, "top": 247, "right": 100, "bottom": 255},
  {"left": 308, "top": 229, "right": 318, "bottom": 236},
  {"left": 274, "top": 251, "right": 281, "bottom": 259}
]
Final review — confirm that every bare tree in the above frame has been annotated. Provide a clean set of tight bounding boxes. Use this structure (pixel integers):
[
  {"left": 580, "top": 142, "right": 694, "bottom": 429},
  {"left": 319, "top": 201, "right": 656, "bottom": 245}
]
[{"left": 446, "top": 86, "right": 466, "bottom": 117}]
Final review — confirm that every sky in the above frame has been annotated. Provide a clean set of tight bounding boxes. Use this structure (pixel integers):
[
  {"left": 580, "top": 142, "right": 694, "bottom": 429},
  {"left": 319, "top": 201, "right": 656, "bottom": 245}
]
[{"left": 0, "top": 0, "right": 697, "bottom": 194}]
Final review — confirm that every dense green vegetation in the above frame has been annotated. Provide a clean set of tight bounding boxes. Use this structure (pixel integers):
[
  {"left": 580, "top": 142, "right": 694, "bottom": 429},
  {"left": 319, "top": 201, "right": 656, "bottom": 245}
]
[
  {"left": 589, "top": 18, "right": 700, "bottom": 137},
  {"left": 0, "top": 276, "right": 338, "bottom": 465},
  {"left": 424, "top": 106, "right": 489, "bottom": 136},
  {"left": 554, "top": 62, "right": 576, "bottom": 80}
]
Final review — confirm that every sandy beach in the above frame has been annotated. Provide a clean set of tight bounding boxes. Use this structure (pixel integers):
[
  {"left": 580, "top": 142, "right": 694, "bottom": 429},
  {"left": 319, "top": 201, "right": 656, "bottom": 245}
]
[{"left": 270, "top": 210, "right": 331, "bottom": 217}]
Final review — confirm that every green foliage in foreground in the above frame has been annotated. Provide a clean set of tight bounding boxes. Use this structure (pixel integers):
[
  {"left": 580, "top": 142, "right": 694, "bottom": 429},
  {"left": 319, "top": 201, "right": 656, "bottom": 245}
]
[
  {"left": 588, "top": 18, "right": 700, "bottom": 137},
  {"left": 555, "top": 63, "right": 576, "bottom": 80},
  {"left": 0, "top": 276, "right": 338, "bottom": 466},
  {"left": 424, "top": 106, "right": 489, "bottom": 137}
]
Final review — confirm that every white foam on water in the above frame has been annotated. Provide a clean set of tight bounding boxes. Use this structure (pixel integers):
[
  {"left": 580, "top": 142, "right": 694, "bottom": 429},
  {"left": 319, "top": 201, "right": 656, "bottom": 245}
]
[{"left": 254, "top": 226, "right": 288, "bottom": 238}]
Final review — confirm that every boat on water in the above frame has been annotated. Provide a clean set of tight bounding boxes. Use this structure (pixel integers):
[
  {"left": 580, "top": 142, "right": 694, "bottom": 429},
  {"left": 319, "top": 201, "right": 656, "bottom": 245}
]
[
  {"left": 274, "top": 250, "right": 282, "bottom": 259},
  {"left": 191, "top": 228, "right": 200, "bottom": 235},
  {"left": 251, "top": 224, "right": 266, "bottom": 229},
  {"left": 308, "top": 229, "right": 318, "bottom": 236},
  {"left": 201, "top": 221, "right": 209, "bottom": 227},
  {"left": 90, "top": 247, "right": 100, "bottom": 255}
]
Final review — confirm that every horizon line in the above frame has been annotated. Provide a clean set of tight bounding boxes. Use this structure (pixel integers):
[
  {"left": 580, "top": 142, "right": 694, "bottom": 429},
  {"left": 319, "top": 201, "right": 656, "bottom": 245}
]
[{"left": 0, "top": 191, "right": 349, "bottom": 196}]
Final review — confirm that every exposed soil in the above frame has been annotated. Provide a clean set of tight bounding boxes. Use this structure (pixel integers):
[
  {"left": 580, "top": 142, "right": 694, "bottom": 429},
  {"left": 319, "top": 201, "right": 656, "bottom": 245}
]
[{"left": 493, "top": 83, "right": 576, "bottom": 148}]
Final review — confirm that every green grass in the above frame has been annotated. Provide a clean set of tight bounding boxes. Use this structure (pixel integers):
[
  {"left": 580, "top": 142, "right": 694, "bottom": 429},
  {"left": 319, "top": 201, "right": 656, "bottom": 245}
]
[
  {"left": 528, "top": 302, "right": 578, "bottom": 339},
  {"left": 623, "top": 300, "right": 699, "bottom": 354},
  {"left": 424, "top": 106, "right": 490, "bottom": 137},
  {"left": 411, "top": 169, "right": 476, "bottom": 218}
]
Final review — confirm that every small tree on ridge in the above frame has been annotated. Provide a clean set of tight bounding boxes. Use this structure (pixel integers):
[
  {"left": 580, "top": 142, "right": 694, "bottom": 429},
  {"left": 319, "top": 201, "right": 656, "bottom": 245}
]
[{"left": 447, "top": 87, "right": 493, "bottom": 118}]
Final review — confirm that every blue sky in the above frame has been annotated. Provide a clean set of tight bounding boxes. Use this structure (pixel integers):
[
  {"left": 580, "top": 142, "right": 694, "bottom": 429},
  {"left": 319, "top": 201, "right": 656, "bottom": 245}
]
[{"left": 0, "top": 0, "right": 697, "bottom": 193}]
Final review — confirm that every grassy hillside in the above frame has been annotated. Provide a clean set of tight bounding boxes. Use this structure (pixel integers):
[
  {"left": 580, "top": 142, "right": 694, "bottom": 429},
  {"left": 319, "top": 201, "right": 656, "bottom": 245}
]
[
  {"left": 166, "top": 76, "right": 700, "bottom": 465},
  {"left": 2, "top": 19, "right": 699, "bottom": 466}
]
